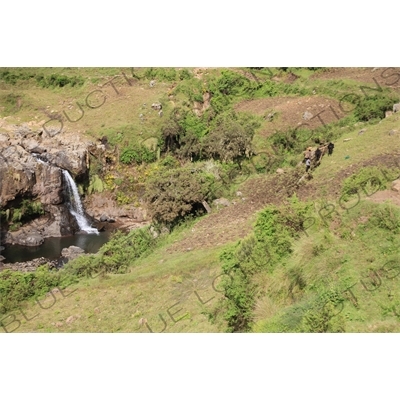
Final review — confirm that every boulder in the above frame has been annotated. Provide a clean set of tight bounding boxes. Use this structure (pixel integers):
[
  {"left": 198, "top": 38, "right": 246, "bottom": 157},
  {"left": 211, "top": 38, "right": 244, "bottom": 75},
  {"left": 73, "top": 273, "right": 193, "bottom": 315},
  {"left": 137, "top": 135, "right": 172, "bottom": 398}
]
[
  {"left": 391, "top": 179, "right": 400, "bottom": 192},
  {"left": 151, "top": 102, "right": 162, "bottom": 111},
  {"left": 303, "top": 111, "right": 313, "bottom": 120},
  {"left": 3, "top": 257, "right": 54, "bottom": 272},
  {"left": 393, "top": 103, "right": 400, "bottom": 113},
  {"left": 11, "top": 233, "right": 44, "bottom": 246},
  {"left": 213, "top": 198, "right": 231, "bottom": 207},
  {"left": 61, "top": 245, "right": 85, "bottom": 261}
]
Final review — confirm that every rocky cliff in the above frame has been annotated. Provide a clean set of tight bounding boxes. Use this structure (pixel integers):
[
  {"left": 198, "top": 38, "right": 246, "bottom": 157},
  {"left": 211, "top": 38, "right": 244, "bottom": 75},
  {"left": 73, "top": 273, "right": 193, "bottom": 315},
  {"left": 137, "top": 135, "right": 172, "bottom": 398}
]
[{"left": 0, "top": 122, "right": 94, "bottom": 245}]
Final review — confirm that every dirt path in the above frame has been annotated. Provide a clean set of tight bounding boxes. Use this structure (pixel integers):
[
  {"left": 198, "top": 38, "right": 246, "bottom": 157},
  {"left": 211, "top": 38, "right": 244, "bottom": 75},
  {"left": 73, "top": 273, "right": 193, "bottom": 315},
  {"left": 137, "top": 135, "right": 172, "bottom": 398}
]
[{"left": 166, "top": 171, "right": 303, "bottom": 253}]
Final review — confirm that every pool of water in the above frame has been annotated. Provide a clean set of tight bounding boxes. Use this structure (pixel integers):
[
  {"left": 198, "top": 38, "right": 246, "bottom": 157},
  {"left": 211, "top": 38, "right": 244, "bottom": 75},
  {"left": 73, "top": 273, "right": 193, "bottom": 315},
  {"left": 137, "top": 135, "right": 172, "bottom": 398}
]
[{"left": 1, "top": 232, "right": 112, "bottom": 264}]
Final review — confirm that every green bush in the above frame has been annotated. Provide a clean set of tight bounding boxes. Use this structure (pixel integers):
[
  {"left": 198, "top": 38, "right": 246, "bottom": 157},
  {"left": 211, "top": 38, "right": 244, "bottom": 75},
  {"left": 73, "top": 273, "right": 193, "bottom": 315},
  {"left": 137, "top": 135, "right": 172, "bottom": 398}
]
[
  {"left": 0, "top": 69, "right": 35, "bottom": 84},
  {"left": 159, "top": 155, "right": 180, "bottom": 168},
  {"left": 341, "top": 166, "right": 398, "bottom": 201},
  {"left": 179, "top": 69, "right": 192, "bottom": 80},
  {"left": 120, "top": 145, "right": 157, "bottom": 165},
  {"left": 35, "top": 73, "right": 84, "bottom": 88},
  {"left": 0, "top": 266, "right": 77, "bottom": 316},
  {"left": 202, "top": 111, "right": 259, "bottom": 165},
  {"left": 65, "top": 228, "right": 157, "bottom": 277},
  {"left": 9, "top": 199, "right": 44, "bottom": 224},
  {"left": 143, "top": 68, "right": 178, "bottom": 82},
  {"left": 144, "top": 167, "right": 212, "bottom": 226},
  {"left": 368, "top": 203, "right": 400, "bottom": 234},
  {"left": 354, "top": 94, "right": 397, "bottom": 121}
]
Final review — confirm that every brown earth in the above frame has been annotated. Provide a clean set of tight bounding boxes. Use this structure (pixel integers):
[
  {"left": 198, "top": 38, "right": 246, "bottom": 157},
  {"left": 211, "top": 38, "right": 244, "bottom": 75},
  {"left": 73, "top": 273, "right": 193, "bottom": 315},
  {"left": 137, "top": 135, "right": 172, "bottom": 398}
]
[
  {"left": 310, "top": 67, "right": 400, "bottom": 90},
  {"left": 167, "top": 170, "right": 304, "bottom": 254},
  {"left": 234, "top": 95, "right": 346, "bottom": 137}
]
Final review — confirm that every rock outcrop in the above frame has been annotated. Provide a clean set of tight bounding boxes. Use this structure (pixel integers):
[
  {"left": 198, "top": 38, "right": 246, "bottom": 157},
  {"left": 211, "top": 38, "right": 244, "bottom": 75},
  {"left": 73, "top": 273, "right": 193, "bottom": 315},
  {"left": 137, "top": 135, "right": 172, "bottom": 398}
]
[
  {"left": 0, "top": 257, "right": 58, "bottom": 272},
  {"left": 0, "top": 123, "right": 97, "bottom": 245},
  {"left": 61, "top": 245, "right": 85, "bottom": 262}
]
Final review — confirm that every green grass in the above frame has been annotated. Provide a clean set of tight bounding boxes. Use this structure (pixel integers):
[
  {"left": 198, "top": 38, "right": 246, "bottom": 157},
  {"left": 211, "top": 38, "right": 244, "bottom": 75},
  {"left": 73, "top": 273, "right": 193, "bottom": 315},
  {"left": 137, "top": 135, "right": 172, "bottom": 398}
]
[{"left": 253, "top": 200, "right": 400, "bottom": 333}]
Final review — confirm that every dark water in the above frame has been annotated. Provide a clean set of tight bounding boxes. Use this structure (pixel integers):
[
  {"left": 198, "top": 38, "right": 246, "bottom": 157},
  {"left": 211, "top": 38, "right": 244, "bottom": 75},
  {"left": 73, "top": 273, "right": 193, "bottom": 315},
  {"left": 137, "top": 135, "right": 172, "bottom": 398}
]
[{"left": 1, "top": 232, "right": 112, "bottom": 264}]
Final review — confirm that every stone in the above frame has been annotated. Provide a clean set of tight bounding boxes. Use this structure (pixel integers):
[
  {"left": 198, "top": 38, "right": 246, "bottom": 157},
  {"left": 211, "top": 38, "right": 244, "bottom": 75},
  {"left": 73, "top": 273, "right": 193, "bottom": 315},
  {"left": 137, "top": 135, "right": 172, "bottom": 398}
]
[
  {"left": 303, "top": 111, "right": 313, "bottom": 120},
  {"left": 150, "top": 226, "right": 159, "bottom": 238},
  {"left": 3, "top": 257, "right": 52, "bottom": 272},
  {"left": 393, "top": 103, "right": 400, "bottom": 113},
  {"left": 391, "top": 179, "right": 400, "bottom": 192},
  {"left": 236, "top": 191, "right": 243, "bottom": 197},
  {"left": 358, "top": 129, "right": 366, "bottom": 135},
  {"left": 99, "top": 214, "right": 108, "bottom": 222},
  {"left": 213, "top": 198, "right": 231, "bottom": 207},
  {"left": 151, "top": 102, "right": 162, "bottom": 111},
  {"left": 15, "top": 234, "right": 44, "bottom": 246},
  {"left": 343, "top": 138, "right": 352, "bottom": 142},
  {"left": 149, "top": 80, "right": 156, "bottom": 88},
  {"left": 386, "top": 111, "right": 393, "bottom": 118},
  {"left": 66, "top": 315, "right": 80, "bottom": 324},
  {"left": 276, "top": 168, "right": 284, "bottom": 174},
  {"left": 61, "top": 245, "right": 85, "bottom": 261}
]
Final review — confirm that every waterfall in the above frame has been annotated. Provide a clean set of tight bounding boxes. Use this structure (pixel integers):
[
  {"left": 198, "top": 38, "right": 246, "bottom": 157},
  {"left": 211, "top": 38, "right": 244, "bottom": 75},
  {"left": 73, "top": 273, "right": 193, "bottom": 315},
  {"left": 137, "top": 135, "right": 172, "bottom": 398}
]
[
  {"left": 32, "top": 153, "right": 98, "bottom": 235},
  {"left": 62, "top": 170, "right": 99, "bottom": 234}
]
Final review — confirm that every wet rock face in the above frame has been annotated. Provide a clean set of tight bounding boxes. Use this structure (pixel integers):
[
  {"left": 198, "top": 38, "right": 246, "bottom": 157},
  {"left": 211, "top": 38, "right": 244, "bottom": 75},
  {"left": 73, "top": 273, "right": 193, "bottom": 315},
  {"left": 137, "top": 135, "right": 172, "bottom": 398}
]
[
  {"left": 0, "top": 145, "right": 37, "bottom": 205},
  {"left": 32, "top": 163, "right": 64, "bottom": 205},
  {"left": 0, "top": 126, "right": 91, "bottom": 208},
  {"left": 0, "top": 125, "right": 95, "bottom": 243}
]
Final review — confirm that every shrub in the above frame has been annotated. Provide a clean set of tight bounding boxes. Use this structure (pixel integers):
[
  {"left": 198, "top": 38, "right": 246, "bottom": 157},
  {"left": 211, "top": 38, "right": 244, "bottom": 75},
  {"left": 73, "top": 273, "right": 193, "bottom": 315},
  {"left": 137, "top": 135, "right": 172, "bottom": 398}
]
[
  {"left": 179, "top": 69, "right": 192, "bottom": 80},
  {"left": 144, "top": 167, "right": 212, "bottom": 226},
  {"left": 65, "top": 228, "right": 157, "bottom": 277},
  {"left": 354, "top": 94, "right": 397, "bottom": 121},
  {"left": 368, "top": 203, "right": 400, "bottom": 234},
  {"left": 10, "top": 199, "right": 44, "bottom": 224},
  {"left": 120, "top": 145, "right": 156, "bottom": 165},
  {"left": 0, "top": 266, "right": 77, "bottom": 316},
  {"left": 341, "top": 166, "right": 398, "bottom": 201},
  {"left": 202, "top": 111, "right": 259, "bottom": 165},
  {"left": 35, "top": 73, "right": 84, "bottom": 88}
]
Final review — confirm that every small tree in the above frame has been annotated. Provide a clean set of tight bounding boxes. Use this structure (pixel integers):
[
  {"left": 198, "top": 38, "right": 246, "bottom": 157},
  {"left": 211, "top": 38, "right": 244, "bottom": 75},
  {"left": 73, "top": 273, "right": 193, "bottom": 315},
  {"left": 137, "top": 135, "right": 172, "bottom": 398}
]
[
  {"left": 144, "top": 167, "right": 211, "bottom": 227},
  {"left": 202, "top": 112, "right": 258, "bottom": 166}
]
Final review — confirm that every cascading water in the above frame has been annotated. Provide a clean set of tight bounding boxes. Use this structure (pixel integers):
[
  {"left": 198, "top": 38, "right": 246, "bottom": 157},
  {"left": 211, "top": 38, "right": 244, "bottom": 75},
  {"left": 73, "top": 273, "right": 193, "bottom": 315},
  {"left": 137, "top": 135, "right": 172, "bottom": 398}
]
[{"left": 61, "top": 170, "right": 99, "bottom": 234}]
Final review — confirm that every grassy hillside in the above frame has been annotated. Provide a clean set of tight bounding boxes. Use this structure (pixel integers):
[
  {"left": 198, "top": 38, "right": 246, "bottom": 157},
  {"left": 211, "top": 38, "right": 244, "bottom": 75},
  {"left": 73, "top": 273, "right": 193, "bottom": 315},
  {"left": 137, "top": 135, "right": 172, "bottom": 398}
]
[{"left": 1, "top": 67, "right": 400, "bottom": 333}]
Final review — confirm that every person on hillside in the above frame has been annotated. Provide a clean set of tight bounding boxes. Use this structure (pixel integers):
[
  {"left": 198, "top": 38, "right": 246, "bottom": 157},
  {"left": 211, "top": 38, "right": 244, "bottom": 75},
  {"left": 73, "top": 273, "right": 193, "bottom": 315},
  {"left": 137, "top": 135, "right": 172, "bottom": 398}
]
[
  {"left": 328, "top": 142, "right": 334, "bottom": 156},
  {"left": 305, "top": 158, "right": 311, "bottom": 172},
  {"left": 315, "top": 147, "right": 322, "bottom": 163},
  {"left": 303, "top": 147, "right": 313, "bottom": 162}
]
